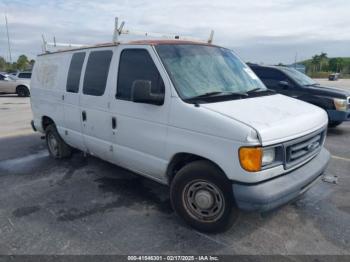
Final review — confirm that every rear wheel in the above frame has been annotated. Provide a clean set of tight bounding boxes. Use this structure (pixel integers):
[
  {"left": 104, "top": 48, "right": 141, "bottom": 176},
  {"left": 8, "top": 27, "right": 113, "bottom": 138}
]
[
  {"left": 45, "top": 125, "right": 72, "bottom": 159},
  {"left": 170, "top": 160, "right": 239, "bottom": 233},
  {"left": 328, "top": 120, "right": 342, "bottom": 128},
  {"left": 16, "top": 86, "right": 30, "bottom": 97}
]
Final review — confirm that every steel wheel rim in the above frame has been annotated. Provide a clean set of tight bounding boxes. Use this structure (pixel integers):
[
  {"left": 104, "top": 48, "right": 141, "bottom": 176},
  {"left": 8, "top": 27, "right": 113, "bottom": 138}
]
[
  {"left": 47, "top": 133, "right": 58, "bottom": 156},
  {"left": 182, "top": 179, "right": 225, "bottom": 223}
]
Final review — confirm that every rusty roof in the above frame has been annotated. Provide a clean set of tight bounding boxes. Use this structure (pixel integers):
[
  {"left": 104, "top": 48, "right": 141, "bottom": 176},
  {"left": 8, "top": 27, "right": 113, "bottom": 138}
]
[
  {"left": 126, "top": 39, "right": 209, "bottom": 45},
  {"left": 38, "top": 39, "right": 213, "bottom": 56}
]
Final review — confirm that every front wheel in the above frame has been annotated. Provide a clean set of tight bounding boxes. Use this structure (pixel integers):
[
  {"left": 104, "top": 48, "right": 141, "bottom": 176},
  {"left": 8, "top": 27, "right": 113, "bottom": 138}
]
[{"left": 170, "top": 160, "right": 239, "bottom": 233}]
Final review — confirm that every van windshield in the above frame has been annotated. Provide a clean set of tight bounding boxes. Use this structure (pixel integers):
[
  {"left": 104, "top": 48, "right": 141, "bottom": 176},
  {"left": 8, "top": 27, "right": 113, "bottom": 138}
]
[{"left": 155, "top": 44, "right": 266, "bottom": 101}]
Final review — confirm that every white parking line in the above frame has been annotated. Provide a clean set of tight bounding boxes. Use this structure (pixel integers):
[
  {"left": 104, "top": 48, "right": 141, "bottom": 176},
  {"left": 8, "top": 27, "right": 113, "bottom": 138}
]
[
  {"left": 331, "top": 155, "right": 350, "bottom": 162},
  {"left": 0, "top": 130, "right": 35, "bottom": 138}
]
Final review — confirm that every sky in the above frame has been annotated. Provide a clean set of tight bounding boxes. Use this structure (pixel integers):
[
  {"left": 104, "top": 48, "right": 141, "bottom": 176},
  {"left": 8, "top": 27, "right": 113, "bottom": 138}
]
[{"left": 0, "top": 0, "right": 349, "bottom": 64}]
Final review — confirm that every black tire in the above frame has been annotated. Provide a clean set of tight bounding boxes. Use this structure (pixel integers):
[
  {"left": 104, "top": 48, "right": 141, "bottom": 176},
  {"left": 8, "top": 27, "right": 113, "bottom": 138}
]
[
  {"left": 16, "top": 86, "right": 30, "bottom": 97},
  {"left": 170, "top": 160, "right": 239, "bottom": 233},
  {"left": 45, "top": 125, "right": 72, "bottom": 159},
  {"left": 328, "top": 121, "right": 342, "bottom": 128}
]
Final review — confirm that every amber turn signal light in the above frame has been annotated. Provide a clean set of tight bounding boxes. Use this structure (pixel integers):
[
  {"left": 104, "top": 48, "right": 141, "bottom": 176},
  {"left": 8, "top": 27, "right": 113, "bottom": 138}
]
[{"left": 239, "top": 147, "right": 262, "bottom": 172}]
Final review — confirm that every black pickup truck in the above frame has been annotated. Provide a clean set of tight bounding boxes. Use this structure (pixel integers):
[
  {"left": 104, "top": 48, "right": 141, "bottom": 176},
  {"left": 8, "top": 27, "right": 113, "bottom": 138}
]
[{"left": 249, "top": 64, "right": 350, "bottom": 127}]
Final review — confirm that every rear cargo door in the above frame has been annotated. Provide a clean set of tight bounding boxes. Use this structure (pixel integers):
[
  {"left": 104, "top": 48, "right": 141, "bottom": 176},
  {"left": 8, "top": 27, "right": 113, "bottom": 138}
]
[{"left": 63, "top": 52, "right": 86, "bottom": 151}]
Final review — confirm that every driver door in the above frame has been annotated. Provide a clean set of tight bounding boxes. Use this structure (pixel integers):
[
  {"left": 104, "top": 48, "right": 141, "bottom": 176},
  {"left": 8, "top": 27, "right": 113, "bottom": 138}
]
[{"left": 109, "top": 46, "right": 170, "bottom": 180}]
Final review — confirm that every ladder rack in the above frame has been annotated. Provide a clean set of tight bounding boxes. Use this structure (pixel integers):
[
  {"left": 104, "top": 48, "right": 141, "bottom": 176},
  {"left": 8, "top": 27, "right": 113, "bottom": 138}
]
[
  {"left": 41, "top": 35, "right": 88, "bottom": 53},
  {"left": 41, "top": 17, "right": 214, "bottom": 53},
  {"left": 113, "top": 17, "right": 214, "bottom": 44}
]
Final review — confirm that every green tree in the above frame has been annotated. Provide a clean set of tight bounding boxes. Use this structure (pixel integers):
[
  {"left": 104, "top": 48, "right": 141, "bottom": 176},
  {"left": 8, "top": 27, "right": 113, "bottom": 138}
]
[
  {"left": 329, "top": 58, "right": 344, "bottom": 72},
  {"left": 336, "top": 58, "right": 344, "bottom": 72},
  {"left": 319, "top": 52, "right": 328, "bottom": 71},
  {"left": 0, "top": 56, "right": 6, "bottom": 71},
  {"left": 16, "top": 55, "right": 29, "bottom": 71},
  {"left": 311, "top": 55, "right": 321, "bottom": 72}
]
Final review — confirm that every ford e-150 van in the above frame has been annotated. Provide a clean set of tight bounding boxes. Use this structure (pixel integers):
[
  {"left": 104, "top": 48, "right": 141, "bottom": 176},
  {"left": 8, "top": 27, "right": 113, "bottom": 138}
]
[{"left": 30, "top": 40, "right": 330, "bottom": 232}]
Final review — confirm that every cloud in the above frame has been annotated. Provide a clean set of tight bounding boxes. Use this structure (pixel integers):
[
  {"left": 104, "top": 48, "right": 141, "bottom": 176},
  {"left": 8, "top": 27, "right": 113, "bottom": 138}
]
[{"left": 0, "top": 0, "right": 349, "bottom": 64}]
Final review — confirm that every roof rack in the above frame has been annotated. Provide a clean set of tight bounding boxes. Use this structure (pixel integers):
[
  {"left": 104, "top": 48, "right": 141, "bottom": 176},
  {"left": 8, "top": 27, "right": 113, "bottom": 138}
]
[
  {"left": 41, "top": 17, "right": 214, "bottom": 53},
  {"left": 112, "top": 17, "right": 214, "bottom": 44},
  {"left": 41, "top": 35, "right": 88, "bottom": 53}
]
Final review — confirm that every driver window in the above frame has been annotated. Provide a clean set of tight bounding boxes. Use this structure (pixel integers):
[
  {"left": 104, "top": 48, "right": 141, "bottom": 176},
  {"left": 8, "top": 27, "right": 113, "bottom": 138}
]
[{"left": 116, "top": 49, "right": 165, "bottom": 101}]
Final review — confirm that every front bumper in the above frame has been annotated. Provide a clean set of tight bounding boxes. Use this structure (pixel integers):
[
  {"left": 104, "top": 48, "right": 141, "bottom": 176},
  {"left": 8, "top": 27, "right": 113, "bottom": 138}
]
[
  {"left": 327, "top": 109, "right": 350, "bottom": 122},
  {"left": 233, "top": 148, "right": 330, "bottom": 212}
]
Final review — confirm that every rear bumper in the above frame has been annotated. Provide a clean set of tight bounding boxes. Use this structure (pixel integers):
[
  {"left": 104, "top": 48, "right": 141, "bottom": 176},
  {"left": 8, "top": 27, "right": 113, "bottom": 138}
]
[
  {"left": 327, "top": 109, "right": 350, "bottom": 122},
  {"left": 233, "top": 148, "right": 330, "bottom": 212}
]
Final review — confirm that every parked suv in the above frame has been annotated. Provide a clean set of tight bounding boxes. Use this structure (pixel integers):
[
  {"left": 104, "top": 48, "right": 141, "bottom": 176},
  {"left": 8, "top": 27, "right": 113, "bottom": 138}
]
[
  {"left": 0, "top": 72, "right": 31, "bottom": 97},
  {"left": 30, "top": 41, "right": 330, "bottom": 232},
  {"left": 16, "top": 71, "right": 32, "bottom": 78},
  {"left": 249, "top": 64, "right": 350, "bottom": 127}
]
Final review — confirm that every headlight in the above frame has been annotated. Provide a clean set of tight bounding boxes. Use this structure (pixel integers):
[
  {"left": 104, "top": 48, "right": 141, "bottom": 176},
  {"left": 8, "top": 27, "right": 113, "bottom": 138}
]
[
  {"left": 333, "top": 98, "right": 347, "bottom": 112},
  {"left": 262, "top": 148, "right": 276, "bottom": 165}
]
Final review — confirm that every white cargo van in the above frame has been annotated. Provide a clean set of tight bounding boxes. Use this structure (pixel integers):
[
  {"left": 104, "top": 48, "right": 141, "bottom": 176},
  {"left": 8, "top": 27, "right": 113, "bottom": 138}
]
[{"left": 30, "top": 40, "right": 330, "bottom": 232}]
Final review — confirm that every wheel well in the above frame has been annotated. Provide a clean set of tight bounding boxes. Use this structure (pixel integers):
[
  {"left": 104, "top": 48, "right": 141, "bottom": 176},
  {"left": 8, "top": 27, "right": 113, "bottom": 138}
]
[
  {"left": 42, "top": 116, "right": 55, "bottom": 131},
  {"left": 166, "top": 153, "right": 226, "bottom": 185}
]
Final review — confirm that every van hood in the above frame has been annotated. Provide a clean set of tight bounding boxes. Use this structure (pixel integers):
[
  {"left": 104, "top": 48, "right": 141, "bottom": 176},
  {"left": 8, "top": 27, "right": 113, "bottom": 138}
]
[{"left": 201, "top": 94, "right": 328, "bottom": 145}]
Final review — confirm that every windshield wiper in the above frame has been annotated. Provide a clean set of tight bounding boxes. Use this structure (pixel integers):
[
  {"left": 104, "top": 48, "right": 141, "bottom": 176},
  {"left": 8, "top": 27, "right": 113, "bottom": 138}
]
[
  {"left": 192, "top": 91, "right": 224, "bottom": 98},
  {"left": 185, "top": 91, "right": 248, "bottom": 101},
  {"left": 246, "top": 88, "right": 263, "bottom": 94},
  {"left": 304, "top": 83, "right": 320, "bottom": 87}
]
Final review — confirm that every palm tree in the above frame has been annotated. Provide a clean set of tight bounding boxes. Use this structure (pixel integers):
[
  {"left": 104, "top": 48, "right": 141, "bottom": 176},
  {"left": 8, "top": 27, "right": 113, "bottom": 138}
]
[
  {"left": 311, "top": 55, "right": 321, "bottom": 72},
  {"left": 319, "top": 52, "right": 328, "bottom": 71}
]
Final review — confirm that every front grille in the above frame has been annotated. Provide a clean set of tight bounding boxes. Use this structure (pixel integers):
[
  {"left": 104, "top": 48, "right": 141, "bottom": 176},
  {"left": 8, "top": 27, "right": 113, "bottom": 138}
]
[{"left": 284, "top": 129, "right": 326, "bottom": 169}]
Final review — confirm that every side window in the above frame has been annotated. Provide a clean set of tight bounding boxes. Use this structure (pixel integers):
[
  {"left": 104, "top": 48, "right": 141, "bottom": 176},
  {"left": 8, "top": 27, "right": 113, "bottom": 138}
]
[
  {"left": 66, "top": 52, "right": 85, "bottom": 93},
  {"left": 0, "top": 74, "right": 4, "bottom": 80},
  {"left": 117, "top": 49, "right": 165, "bottom": 101},
  {"left": 18, "top": 73, "right": 32, "bottom": 79},
  {"left": 83, "top": 50, "right": 113, "bottom": 96},
  {"left": 253, "top": 68, "right": 284, "bottom": 80},
  {"left": 253, "top": 68, "right": 287, "bottom": 88}
]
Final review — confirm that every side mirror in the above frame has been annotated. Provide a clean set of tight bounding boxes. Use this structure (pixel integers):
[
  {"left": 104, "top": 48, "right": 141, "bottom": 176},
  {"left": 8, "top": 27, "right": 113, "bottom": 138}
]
[
  {"left": 131, "top": 80, "right": 164, "bottom": 106},
  {"left": 279, "top": 80, "right": 289, "bottom": 88}
]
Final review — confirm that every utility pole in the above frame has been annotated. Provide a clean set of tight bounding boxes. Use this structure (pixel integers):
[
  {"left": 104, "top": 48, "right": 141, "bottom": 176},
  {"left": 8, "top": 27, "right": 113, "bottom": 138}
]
[{"left": 5, "top": 15, "right": 12, "bottom": 63}]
